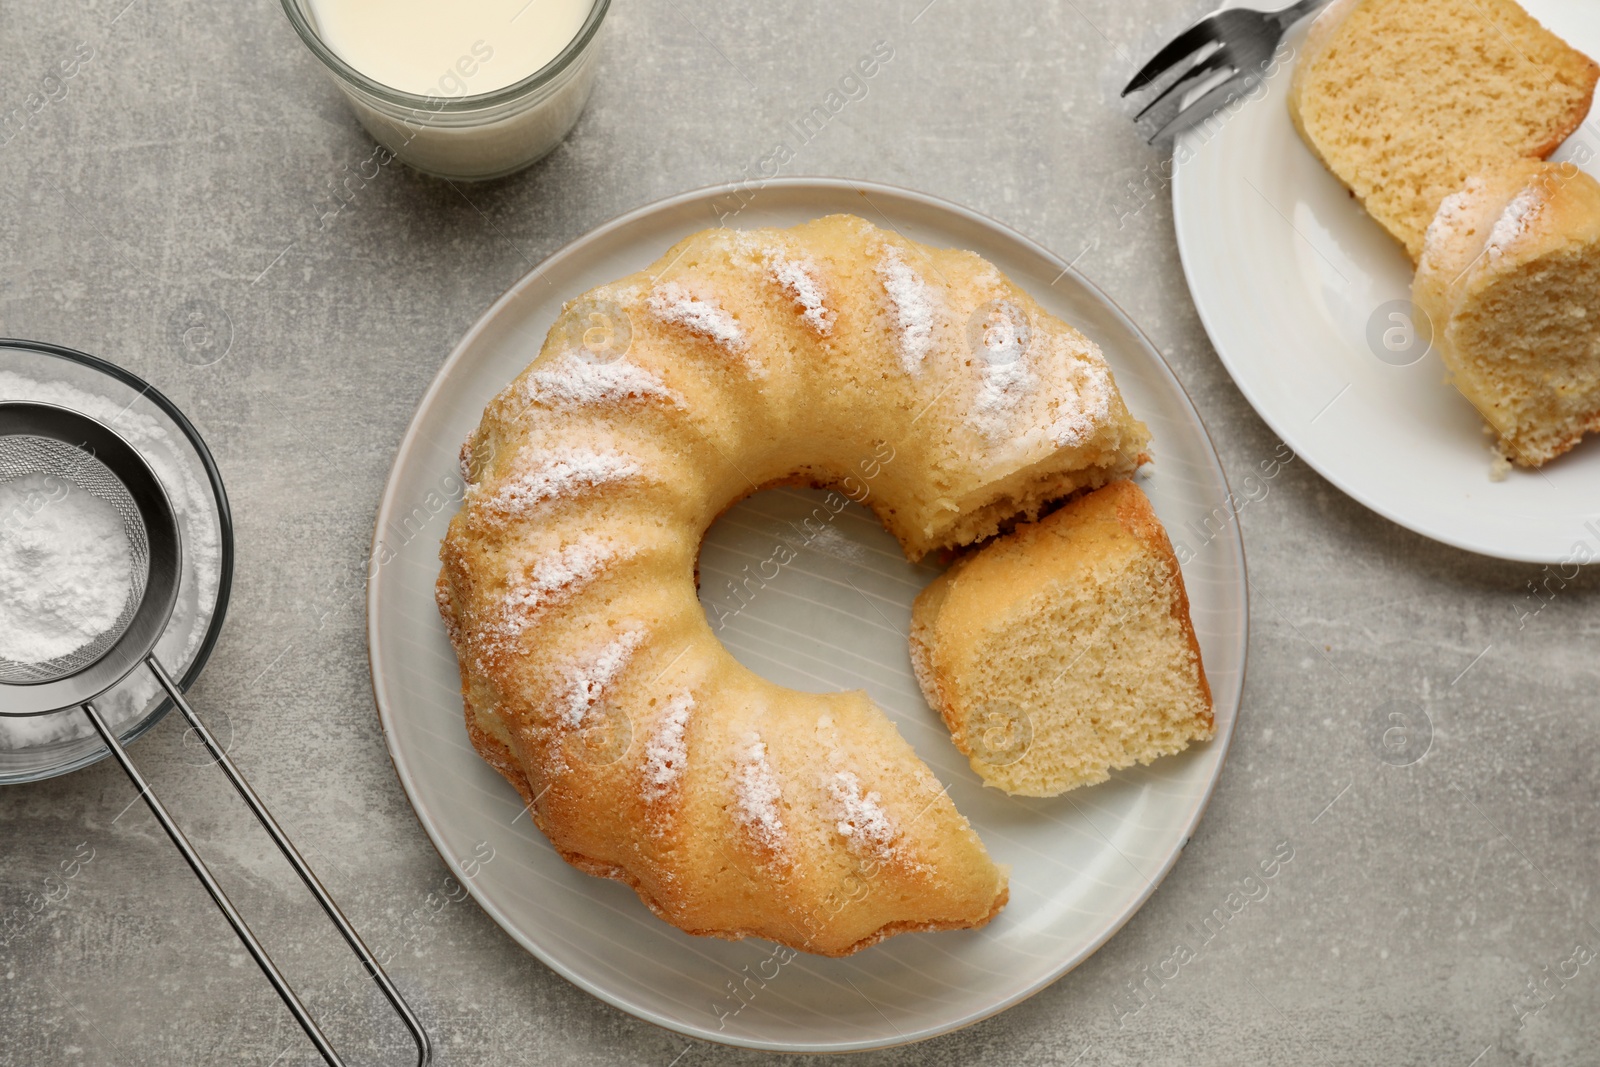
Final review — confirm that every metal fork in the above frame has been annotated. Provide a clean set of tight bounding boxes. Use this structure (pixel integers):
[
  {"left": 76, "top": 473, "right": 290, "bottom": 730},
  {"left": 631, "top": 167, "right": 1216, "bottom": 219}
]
[{"left": 1122, "top": 0, "right": 1331, "bottom": 142}]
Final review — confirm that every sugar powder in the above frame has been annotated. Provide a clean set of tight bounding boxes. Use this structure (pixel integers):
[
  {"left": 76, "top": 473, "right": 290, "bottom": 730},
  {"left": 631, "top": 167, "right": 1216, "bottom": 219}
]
[{"left": 0, "top": 473, "right": 137, "bottom": 664}]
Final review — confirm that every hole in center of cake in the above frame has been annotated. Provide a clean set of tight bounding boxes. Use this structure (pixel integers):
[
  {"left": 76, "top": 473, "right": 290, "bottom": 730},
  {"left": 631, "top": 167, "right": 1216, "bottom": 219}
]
[{"left": 696, "top": 487, "right": 940, "bottom": 696}]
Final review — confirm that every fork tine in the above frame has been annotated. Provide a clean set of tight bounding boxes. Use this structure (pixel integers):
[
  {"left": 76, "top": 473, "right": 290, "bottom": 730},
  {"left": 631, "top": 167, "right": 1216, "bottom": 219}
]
[
  {"left": 1147, "top": 69, "right": 1257, "bottom": 143},
  {"left": 1122, "top": 13, "right": 1228, "bottom": 96},
  {"left": 1134, "top": 47, "right": 1235, "bottom": 123}
]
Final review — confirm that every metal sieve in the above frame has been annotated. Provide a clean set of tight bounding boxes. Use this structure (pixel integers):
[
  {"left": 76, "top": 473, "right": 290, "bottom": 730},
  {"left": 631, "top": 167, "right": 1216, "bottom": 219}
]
[
  {"left": 0, "top": 420, "right": 167, "bottom": 692},
  {"left": 0, "top": 401, "right": 430, "bottom": 1066}
]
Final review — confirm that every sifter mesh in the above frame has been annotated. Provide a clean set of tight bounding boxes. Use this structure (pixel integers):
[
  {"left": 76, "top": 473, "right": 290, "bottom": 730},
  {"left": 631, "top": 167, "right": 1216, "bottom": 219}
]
[{"left": 0, "top": 434, "right": 151, "bottom": 684}]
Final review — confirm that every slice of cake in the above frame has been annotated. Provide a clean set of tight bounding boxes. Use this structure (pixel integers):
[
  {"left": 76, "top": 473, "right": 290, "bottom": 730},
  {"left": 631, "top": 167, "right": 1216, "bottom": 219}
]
[
  {"left": 1414, "top": 158, "right": 1600, "bottom": 469},
  {"left": 909, "top": 481, "right": 1213, "bottom": 798},
  {"left": 1288, "top": 0, "right": 1598, "bottom": 262}
]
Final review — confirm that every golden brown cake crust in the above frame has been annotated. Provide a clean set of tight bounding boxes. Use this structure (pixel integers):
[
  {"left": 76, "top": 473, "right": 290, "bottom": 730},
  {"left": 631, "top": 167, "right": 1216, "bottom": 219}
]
[
  {"left": 434, "top": 215, "right": 1152, "bottom": 955},
  {"left": 454, "top": 686, "right": 1010, "bottom": 957}
]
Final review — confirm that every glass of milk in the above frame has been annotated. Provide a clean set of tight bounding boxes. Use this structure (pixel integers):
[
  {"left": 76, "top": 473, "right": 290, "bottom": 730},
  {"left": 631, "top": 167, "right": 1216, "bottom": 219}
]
[{"left": 281, "top": 0, "right": 608, "bottom": 181}]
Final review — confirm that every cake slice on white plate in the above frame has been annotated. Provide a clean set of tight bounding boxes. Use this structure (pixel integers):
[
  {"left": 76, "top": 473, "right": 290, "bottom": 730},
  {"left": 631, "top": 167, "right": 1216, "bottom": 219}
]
[
  {"left": 1288, "top": 0, "right": 1599, "bottom": 263},
  {"left": 1413, "top": 158, "right": 1600, "bottom": 472}
]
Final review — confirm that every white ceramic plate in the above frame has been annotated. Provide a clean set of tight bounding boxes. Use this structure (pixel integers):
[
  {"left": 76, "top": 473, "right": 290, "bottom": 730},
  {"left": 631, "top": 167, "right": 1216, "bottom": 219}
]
[
  {"left": 368, "top": 179, "right": 1247, "bottom": 1052},
  {"left": 1172, "top": 1, "right": 1600, "bottom": 564}
]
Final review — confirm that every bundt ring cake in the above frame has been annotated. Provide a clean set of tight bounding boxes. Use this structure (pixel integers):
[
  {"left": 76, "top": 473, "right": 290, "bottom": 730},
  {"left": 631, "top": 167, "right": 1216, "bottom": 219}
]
[{"left": 436, "top": 214, "right": 1152, "bottom": 956}]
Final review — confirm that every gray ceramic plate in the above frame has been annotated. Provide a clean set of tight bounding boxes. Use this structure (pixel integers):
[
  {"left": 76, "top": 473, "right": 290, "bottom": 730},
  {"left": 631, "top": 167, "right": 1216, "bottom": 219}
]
[{"left": 367, "top": 179, "right": 1247, "bottom": 1052}]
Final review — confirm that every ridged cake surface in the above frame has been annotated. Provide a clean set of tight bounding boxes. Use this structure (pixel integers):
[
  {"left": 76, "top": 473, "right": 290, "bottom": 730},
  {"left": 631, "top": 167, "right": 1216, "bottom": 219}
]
[{"left": 436, "top": 214, "right": 1150, "bottom": 955}]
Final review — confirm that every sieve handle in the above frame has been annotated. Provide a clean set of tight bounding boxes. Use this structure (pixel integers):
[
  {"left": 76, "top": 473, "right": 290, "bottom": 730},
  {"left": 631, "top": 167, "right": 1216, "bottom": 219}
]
[
  {"left": 82, "top": 700, "right": 347, "bottom": 1065},
  {"left": 80, "top": 659, "right": 432, "bottom": 1067},
  {"left": 143, "top": 655, "right": 431, "bottom": 1066}
]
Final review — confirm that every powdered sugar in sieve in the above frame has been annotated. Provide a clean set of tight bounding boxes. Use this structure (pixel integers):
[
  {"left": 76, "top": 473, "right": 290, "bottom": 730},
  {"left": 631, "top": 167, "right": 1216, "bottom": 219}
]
[{"left": 0, "top": 370, "right": 219, "bottom": 750}]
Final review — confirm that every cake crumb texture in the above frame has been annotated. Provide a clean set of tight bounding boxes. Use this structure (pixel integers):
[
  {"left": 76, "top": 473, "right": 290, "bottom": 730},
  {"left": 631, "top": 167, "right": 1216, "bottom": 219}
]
[
  {"left": 1414, "top": 158, "right": 1600, "bottom": 467},
  {"left": 910, "top": 481, "right": 1214, "bottom": 798},
  {"left": 1288, "top": 0, "right": 1598, "bottom": 262}
]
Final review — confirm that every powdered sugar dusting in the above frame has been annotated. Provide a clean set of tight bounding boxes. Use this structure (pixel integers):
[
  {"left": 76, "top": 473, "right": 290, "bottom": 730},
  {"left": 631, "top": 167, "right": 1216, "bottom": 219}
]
[
  {"left": 1487, "top": 183, "right": 1547, "bottom": 259},
  {"left": 973, "top": 362, "right": 1038, "bottom": 439},
  {"left": 825, "top": 769, "right": 900, "bottom": 859},
  {"left": 0, "top": 474, "right": 135, "bottom": 664},
  {"left": 524, "top": 351, "right": 678, "bottom": 408},
  {"left": 769, "top": 255, "right": 833, "bottom": 334},
  {"left": 642, "top": 690, "right": 694, "bottom": 802},
  {"left": 1047, "top": 344, "right": 1114, "bottom": 450},
  {"left": 647, "top": 281, "right": 754, "bottom": 360},
  {"left": 977, "top": 302, "right": 1030, "bottom": 366},
  {"left": 734, "top": 732, "right": 786, "bottom": 849},
  {"left": 478, "top": 448, "right": 641, "bottom": 521},
  {"left": 805, "top": 523, "right": 871, "bottom": 565},
  {"left": 494, "top": 540, "right": 617, "bottom": 650},
  {"left": 559, "top": 629, "right": 646, "bottom": 729},
  {"left": 970, "top": 301, "right": 1038, "bottom": 440},
  {"left": 877, "top": 245, "right": 938, "bottom": 375},
  {"left": 1425, "top": 176, "right": 1488, "bottom": 253},
  {"left": 727, "top": 231, "right": 834, "bottom": 334}
]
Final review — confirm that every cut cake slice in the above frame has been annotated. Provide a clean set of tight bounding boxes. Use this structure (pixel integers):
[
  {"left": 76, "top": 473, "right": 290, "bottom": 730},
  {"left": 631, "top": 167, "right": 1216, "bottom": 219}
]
[
  {"left": 909, "top": 481, "right": 1214, "bottom": 798},
  {"left": 1288, "top": 0, "right": 1598, "bottom": 262},
  {"left": 1414, "top": 158, "right": 1600, "bottom": 469}
]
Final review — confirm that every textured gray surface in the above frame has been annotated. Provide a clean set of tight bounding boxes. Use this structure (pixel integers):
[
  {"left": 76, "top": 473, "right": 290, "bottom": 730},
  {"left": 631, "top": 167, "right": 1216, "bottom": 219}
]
[{"left": 1, "top": 0, "right": 1597, "bottom": 1064}]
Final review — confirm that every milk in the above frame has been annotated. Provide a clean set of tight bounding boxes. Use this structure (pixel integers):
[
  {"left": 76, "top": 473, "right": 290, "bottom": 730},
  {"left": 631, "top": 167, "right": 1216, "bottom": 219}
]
[
  {"left": 307, "top": 0, "right": 595, "bottom": 97},
  {"left": 287, "top": 0, "right": 607, "bottom": 179}
]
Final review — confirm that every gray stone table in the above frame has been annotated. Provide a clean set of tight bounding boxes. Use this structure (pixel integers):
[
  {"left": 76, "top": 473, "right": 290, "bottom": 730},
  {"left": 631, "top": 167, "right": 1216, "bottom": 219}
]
[{"left": 1, "top": 0, "right": 1596, "bottom": 1064}]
